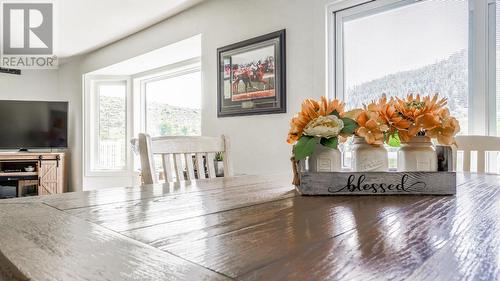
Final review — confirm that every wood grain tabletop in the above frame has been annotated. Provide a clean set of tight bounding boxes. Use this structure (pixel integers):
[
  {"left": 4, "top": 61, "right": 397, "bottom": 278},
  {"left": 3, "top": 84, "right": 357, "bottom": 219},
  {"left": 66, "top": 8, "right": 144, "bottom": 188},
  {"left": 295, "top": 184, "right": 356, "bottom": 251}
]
[{"left": 0, "top": 173, "right": 498, "bottom": 281}]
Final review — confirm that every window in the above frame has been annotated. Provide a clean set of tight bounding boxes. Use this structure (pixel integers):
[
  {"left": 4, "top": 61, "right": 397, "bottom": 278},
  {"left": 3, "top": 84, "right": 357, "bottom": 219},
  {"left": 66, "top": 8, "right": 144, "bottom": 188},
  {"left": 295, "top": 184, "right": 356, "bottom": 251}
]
[
  {"left": 143, "top": 70, "right": 201, "bottom": 137},
  {"left": 334, "top": 0, "right": 469, "bottom": 133},
  {"left": 133, "top": 65, "right": 201, "bottom": 176},
  {"left": 95, "top": 82, "right": 127, "bottom": 170},
  {"left": 333, "top": 0, "right": 469, "bottom": 169},
  {"left": 85, "top": 77, "right": 131, "bottom": 175},
  {"left": 330, "top": 0, "right": 500, "bottom": 172},
  {"left": 85, "top": 60, "right": 201, "bottom": 178}
]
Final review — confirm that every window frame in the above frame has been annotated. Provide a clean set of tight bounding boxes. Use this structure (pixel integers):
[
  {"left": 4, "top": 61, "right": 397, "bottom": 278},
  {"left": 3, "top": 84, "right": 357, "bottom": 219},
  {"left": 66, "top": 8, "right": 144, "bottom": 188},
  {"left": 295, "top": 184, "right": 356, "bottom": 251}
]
[
  {"left": 327, "top": 0, "right": 497, "bottom": 137},
  {"left": 332, "top": 0, "right": 416, "bottom": 102},
  {"left": 132, "top": 58, "right": 202, "bottom": 137},
  {"left": 84, "top": 75, "right": 133, "bottom": 177}
]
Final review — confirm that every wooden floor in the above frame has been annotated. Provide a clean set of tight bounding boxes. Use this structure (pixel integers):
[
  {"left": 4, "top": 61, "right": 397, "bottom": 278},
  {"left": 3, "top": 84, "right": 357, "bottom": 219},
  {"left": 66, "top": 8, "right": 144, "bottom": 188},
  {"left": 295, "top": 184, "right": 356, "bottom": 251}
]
[{"left": 0, "top": 173, "right": 498, "bottom": 280}]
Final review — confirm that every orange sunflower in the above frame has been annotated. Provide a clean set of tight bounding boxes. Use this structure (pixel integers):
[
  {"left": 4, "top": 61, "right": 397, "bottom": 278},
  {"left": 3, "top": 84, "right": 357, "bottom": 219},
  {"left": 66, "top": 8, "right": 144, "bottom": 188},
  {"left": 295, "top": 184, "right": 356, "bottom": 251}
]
[
  {"left": 287, "top": 97, "right": 345, "bottom": 144},
  {"left": 318, "top": 96, "right": 345, "bottom": 116},
  {"left": 376, "top": 95, "right": 410, "bottom": 135},
  {"left": 394, "top": 94, "right": 446, "bottom": 142}
]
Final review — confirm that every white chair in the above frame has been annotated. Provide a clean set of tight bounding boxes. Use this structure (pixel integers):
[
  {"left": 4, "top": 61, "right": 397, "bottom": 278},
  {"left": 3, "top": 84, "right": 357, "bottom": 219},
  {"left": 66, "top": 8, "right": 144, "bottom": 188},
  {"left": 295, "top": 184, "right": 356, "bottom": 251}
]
[
  {"left": 135, "top": 134, "right": 233, "bottom": 184},
  {"left": 455, "top": 135, "right": 500, "bottom": 173}
]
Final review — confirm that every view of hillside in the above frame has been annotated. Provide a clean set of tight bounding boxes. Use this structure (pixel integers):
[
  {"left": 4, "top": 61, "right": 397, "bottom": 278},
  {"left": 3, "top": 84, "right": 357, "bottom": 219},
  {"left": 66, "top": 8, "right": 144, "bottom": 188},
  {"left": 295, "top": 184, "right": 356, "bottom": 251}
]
[
  {"left": 146, "top": 103, "right": 201, "bottom": 136},
  {"left": 97, "top": 96, "right": 200, "bottom": 169},
  {"left": 98, "top": 96, "right": 201, "bottom": 139},
  {"left": 98, "top": 95, "right": 126, "bottom": 169},
  {"left": 346, "top": 49, "right": 468, "bottom": 133},
  {"left": 99, "top": 95, "right": 126, "bottom": 140}
]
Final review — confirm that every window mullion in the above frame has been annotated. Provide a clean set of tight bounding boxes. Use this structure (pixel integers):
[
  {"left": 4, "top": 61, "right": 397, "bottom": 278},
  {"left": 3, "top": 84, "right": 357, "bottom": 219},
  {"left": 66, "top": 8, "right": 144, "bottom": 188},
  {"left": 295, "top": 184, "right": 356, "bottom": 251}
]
[
  {"left": 469, "top": 0, "right": 489, "bottom": 135},
  {"left": 334, "top": 12, "right": 344, "bottom": 100},
  {"left": 486, "top": 0, "right": 497, "bottom": 136},
  {"left": 486, "top": 0, "right": 498, "bottom": 172}
]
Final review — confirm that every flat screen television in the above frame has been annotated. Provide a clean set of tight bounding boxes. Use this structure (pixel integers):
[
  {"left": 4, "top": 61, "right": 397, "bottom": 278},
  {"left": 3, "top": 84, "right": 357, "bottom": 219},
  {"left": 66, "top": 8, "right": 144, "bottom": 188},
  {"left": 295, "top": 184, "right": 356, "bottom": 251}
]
[{"left": 0, "top": 100, "right": 68, "bottom": 149}]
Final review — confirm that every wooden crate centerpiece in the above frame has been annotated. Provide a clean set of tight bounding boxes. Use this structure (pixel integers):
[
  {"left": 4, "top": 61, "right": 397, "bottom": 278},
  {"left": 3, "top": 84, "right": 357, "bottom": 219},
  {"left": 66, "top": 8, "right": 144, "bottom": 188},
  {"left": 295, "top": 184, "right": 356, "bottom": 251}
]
[
  {"left": 287, "top": 94, "right": 460, "bottom": 196},
  {"left": 295, "top": 170, "right": 456, "bottom": 196}
]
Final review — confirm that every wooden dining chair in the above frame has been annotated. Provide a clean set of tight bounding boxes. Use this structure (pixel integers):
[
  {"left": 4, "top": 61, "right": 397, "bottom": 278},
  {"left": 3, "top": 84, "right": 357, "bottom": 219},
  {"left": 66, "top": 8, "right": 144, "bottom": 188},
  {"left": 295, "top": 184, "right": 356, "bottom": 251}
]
[
  {"left": 455, "top": 135, "right": 500, "bottom": 173},
  {"left": 136, "top": 133, "right": 233, "bottom": 184}
]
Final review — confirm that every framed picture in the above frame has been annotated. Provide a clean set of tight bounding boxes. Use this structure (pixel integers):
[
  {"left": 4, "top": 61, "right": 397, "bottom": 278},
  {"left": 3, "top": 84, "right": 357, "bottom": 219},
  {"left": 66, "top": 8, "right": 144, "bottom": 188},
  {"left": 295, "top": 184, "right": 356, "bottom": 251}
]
[{"left": 217, "top": 29, "right": 286, "bottom": 117}]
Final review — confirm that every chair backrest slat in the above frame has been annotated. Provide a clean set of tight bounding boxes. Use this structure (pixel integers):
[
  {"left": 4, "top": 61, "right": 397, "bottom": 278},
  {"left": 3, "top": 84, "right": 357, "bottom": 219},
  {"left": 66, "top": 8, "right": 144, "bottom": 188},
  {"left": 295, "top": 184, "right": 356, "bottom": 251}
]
[
  {"left": 223, "top": 136, "right": 233, "bottom": 177},
  {"left": 162, "top": 154, "right": 174, "bottom": 182},
  {"left": 462, "top": 149, "right": 471, "bottom": 172},
  {"left": 206, "top": 152, "right": 216, "bottom": 178},
  {"left": 134, "top": 134, "right": 232, "bottom": 184},
  {"left": 185, "top": 154, "right": 196, "bottom": 180},
  {"left": 477, "top": 150, "right": 486, "bottom": 173},
  {"left": 138, "top": 134, "right": 157, "bottom": 184},
  {"left": 173, "top": 153, "right": 184, "bottom": 181},
  {"left": 195, "top": 153, "right": 206, "bottom": 179},
  {"left": 456, "top": 135, "right": 500, "bottom": 173}
]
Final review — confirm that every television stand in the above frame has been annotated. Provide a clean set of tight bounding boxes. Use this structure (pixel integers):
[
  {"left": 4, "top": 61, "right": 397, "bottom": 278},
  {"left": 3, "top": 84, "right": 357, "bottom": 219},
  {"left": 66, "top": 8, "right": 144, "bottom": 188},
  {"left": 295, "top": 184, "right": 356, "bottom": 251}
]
[{"left": 0, "top": 152, "right": 67, "bottom": 198}]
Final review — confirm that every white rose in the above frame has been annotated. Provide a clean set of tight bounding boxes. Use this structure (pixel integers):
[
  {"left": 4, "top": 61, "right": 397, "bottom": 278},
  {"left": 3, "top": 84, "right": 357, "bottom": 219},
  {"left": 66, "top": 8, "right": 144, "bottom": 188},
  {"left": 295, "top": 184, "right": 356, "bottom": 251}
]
[{"left": 303, "top": 115, "right": 344, "bottom": 138}]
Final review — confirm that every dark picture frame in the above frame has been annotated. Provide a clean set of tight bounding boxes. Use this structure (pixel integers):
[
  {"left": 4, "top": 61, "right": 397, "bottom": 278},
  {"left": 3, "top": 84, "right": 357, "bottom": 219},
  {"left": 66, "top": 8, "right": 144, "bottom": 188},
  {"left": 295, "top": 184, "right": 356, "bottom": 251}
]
[{"left": 217, "top": 29, "right": 286, "bottom": 117}]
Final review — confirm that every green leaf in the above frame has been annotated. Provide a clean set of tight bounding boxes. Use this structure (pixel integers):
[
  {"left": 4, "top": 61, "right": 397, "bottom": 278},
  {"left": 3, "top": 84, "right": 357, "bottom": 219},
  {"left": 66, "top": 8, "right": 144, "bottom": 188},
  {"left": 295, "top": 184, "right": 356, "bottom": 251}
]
[
  {"left": 340, "top": 117, "right": 358, "bottom": 135},
  {"left": 330, "top": 110, "right": 340, "bottom": 118},
  {"left": 293, "top": 136, "right": 318, "bottom": 160},
  {"left": 320, "top": 137, "right": 339, "bottom": 149},
  {"left": 388, "top": 132, "right": 401, "bottom": 147}
]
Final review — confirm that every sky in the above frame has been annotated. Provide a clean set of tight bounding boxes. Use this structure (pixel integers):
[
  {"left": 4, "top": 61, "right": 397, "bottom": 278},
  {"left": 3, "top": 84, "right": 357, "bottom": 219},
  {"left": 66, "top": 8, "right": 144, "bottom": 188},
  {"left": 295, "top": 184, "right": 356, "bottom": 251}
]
[
  {"left": 145, "top": 71, "right": 201, "bottom": 109},
  {"left": 99, "top": 73, "right": 202, "bottom": 110},
  {"left": 343, "top": 0, "right": 468, "bottom": 87}
]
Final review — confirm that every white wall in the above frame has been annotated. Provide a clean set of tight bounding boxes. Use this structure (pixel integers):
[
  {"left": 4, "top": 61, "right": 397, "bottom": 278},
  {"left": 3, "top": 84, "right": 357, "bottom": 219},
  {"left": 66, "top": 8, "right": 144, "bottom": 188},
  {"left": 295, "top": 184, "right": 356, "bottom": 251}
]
[
  {"left": 62, "top": 0, "right": 336, "bottom": 190},
  {"left": 57, "top": 57, "right": 84, "bottom": 191},
  {"left": 0, "top": 70, "right": 59, "bottom": 100}
]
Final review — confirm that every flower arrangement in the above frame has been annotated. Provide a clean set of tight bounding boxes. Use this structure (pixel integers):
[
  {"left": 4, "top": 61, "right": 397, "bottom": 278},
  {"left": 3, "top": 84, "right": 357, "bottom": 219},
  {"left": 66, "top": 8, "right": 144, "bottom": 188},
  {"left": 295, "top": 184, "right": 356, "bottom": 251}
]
[
  {"left": 288, "top": 94, "right": 460, "bottom": 159},
  {"left": 287, "top": 96, "right": 358, "bottom": 160}
]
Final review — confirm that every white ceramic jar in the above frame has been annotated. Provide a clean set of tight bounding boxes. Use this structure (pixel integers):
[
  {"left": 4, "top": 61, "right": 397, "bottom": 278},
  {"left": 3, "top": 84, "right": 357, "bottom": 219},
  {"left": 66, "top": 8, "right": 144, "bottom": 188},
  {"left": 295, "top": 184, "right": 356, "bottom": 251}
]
[
  {"left": 351, "top": 137, "right": 389, "bottom": 172},
  {"left": 397, "top": 136, "right": 437, "bottom": 171},
  {"left": 308, "top": 144, "right": 341, "bottom": 172}
]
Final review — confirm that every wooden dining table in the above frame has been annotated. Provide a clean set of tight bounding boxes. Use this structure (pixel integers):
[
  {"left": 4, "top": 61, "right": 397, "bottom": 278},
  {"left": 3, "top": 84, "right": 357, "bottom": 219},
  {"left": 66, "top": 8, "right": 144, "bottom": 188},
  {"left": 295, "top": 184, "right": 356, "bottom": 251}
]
[{"left": 0, "top": 172, "right": 498, "bottom": 281}]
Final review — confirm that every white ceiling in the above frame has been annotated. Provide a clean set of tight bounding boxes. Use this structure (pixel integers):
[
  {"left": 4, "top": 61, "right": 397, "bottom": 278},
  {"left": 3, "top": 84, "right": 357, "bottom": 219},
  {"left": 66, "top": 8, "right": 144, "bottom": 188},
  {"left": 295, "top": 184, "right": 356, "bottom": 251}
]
[{"left": 55, "top": 0, "right": 203, "bottom": 58}]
